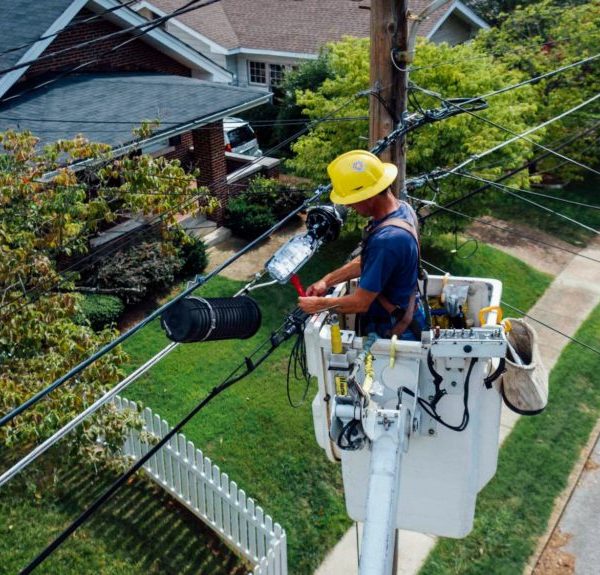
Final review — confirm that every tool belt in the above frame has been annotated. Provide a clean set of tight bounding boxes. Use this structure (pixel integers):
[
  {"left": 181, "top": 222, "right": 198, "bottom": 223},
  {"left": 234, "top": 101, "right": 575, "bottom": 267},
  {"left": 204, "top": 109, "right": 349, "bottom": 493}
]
[{"left": 360, "top": 204, "right": 423, "bottom": 338}]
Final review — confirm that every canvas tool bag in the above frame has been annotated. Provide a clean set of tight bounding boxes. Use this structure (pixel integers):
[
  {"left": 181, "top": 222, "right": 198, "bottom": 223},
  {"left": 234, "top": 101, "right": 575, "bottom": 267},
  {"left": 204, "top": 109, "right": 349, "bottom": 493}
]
[{"left": 501, "top": 318, "right": 548, "bottom": 415}]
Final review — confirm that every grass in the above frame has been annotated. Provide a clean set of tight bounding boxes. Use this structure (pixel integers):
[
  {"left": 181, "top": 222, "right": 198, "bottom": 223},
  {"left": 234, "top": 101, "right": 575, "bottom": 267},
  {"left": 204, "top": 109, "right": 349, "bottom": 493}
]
[
  {"left": 0, "top": 458, "right": 247, "bottom": 575},
  {"left": 119, "top": 230, "right": 551, "bottom": 574},
  {"left": 420, "top": 304, "right": 600, "bottom": 575},
  {"left": 474, "top": 176, "right": 600, "bottom": 246},
  {"left": 0, "top": 229, "right": 553, "bottom": 574}
]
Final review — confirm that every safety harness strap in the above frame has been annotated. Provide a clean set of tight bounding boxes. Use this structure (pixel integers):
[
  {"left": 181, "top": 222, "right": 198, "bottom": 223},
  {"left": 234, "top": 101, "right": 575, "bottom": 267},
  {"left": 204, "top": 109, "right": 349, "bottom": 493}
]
[{"left": 366, "top": 214, "right": 422, "bottom": 337}]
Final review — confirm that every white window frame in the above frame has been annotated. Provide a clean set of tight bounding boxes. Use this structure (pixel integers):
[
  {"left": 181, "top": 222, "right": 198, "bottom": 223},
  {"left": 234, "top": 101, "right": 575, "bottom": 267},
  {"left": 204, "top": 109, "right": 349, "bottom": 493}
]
[{"left": 247, "top": 60, "right": 293, "bottom": 87}]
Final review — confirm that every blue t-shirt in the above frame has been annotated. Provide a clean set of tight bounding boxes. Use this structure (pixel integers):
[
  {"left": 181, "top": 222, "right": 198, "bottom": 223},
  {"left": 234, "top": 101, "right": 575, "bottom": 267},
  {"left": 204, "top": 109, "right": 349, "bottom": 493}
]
[{"left": 359, "top": 203, "right": 419, "bottom": 319}]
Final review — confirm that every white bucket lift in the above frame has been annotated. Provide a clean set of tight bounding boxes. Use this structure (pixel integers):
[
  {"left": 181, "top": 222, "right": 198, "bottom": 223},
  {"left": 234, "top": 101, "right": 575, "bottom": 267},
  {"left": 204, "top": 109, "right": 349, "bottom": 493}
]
[{"left": 304, "top": 275, "right": 507, "bottom": 575}]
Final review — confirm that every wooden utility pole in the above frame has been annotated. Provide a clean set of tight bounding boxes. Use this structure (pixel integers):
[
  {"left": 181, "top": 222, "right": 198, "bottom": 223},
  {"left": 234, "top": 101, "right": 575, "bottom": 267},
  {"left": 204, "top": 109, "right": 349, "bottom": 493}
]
[{"left": 369, "top": 0, "right": 410, "bottom": 197}]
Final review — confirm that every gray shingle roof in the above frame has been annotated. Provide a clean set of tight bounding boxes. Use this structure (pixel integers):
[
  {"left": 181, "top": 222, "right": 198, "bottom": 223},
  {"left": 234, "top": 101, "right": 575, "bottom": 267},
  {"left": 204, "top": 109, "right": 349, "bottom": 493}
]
[
  {"left": 0, "top": 0, "right": 78, "bottom": 69},
  {"left": 149, "top": 0, "right": 467, "bottom": 54},
  {"left": 0, "top": 73, "right": 269, "bottom": 149}
]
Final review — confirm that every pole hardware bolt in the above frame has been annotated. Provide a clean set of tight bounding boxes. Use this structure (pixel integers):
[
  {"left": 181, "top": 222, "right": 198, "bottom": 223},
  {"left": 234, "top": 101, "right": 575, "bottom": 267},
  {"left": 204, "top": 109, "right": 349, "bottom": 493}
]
[{"left": 428, "top": 428, "right": 435, "bottom": 436}]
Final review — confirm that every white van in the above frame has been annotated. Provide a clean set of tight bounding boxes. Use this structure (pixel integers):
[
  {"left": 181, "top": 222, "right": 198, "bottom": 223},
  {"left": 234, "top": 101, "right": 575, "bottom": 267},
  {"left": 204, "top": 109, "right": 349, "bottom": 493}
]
[{"left": 223, "top": 117, "right": 262, "bottom": 157}]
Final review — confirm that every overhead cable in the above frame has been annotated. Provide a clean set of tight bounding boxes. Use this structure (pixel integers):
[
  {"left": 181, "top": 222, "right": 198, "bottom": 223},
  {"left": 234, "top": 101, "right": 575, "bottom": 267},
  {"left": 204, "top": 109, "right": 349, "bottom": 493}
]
[
  {"left": 0, "top": 0, "right": 139, "bottom": 58},
  {"left": 0, "top": 0, "right": 221, "bottom": 78},
  {"left": 448, "top": 93, "right": 600, "bottom": 174},
  {"left": 473, "top": 53, "right": 600, "bottom": 103},
  {"left": 0, "top": 89, "right": 368, "bottom": 320},
  {"left": 411, "top": 83, "right": 600, "bottom": 177},
  {"left": 0, "top": 343, "right": 179, "bottom": 488},
  {"left": 18, "top": 311, "right": 305, "bottom": 574},
  {"left": 420, "top": 258, "right": 600, "bottom": 358},
  {"left": 410, "top": 196, "right": 600, "bottom": 264},
  {"left": 419, "top": 122, "right": 600, "bottom": 220},
  {"left": 451, "top": 171, "right": 599, "bottom": 234},
  {"left": 0, "top": 115, "right": 369, "bottom": 127}
]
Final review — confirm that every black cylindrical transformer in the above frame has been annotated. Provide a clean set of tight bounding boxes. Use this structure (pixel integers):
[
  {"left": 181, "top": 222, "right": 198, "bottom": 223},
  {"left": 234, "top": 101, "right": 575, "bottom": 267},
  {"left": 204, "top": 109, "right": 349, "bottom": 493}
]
[{"left": 161, "top": 296, "right": 262, "bottom": 343}]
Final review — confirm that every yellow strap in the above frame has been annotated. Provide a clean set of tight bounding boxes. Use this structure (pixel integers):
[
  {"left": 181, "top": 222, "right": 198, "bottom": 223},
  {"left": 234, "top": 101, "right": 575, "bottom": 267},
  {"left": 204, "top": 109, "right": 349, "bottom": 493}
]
[{"left": 479, "top": 305, "right": 503, "bottom": 326}]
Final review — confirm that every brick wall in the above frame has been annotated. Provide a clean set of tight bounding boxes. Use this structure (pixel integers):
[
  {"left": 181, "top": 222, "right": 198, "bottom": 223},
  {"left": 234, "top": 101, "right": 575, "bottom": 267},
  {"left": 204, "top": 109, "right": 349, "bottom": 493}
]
[
  {"left": 163, "top": 132, "right": 194, "bottom": 167},
  {"left": 191, "top": 123, "right": 229, "bottom": 223},
  {"left": 25, "top": 8, "right": 191, "bottom": 80}
]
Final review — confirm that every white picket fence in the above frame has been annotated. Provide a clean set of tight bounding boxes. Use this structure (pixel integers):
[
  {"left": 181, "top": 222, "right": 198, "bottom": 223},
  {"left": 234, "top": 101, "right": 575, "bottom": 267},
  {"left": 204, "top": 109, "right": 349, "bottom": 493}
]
[{"left": 115, "top": 396, "right": 287, "bottom": 575}]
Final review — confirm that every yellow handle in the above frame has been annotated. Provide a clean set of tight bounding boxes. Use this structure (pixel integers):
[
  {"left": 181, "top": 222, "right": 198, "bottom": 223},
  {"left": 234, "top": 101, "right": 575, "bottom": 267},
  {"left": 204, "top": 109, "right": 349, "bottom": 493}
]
[
  {"left": 330, "top": 321, "right": 343, "bottom": 354},
  {"left": 479, "top": 305, "right": 503, "bottom": 326},
  {"left": 502, "top": 319, "right": 513, "bottom": 333}
]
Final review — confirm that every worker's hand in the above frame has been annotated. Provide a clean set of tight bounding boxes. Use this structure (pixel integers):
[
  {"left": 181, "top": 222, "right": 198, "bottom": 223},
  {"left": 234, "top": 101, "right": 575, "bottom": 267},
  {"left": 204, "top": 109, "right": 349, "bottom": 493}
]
[
  {"left": 298, "top": 296, "right": 327, "bottom": 315},
  {"left": 306, "top": 279, "right": 328, "bottom": 297}
]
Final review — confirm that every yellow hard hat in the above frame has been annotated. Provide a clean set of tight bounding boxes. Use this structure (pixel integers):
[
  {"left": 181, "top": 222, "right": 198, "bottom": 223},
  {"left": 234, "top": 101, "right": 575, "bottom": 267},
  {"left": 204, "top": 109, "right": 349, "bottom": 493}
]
[{"left": 328, "top": 150, "right": 397, "bottom": 205}]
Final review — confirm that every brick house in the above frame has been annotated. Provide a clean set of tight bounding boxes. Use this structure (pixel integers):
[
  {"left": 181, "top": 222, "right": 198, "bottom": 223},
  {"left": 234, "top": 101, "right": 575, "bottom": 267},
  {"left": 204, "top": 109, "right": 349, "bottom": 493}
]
[
  {"left": 134, "top": 0, "right": 489, "bottom": 90},
  {"left": 0, "top": 0, "right": 277, "bottom": 223}
]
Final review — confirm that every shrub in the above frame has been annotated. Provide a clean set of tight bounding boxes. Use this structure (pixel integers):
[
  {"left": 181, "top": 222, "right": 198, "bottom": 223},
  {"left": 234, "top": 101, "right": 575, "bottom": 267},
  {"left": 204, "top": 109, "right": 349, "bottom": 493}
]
[
  {"left": 226, "top": 197, "right": 277, "bottom": 240},
  {"left": 87, "top": 240, "right": 184, "bottom": 303},
  {"left": 179, "top": 234, "right": 209, "bottom": 277},
  {"left": 75, "top": 294, "right": 125, "bottom": 329},
  {"left": 245, "top": 176, "right": 309, "bottom": 219}
]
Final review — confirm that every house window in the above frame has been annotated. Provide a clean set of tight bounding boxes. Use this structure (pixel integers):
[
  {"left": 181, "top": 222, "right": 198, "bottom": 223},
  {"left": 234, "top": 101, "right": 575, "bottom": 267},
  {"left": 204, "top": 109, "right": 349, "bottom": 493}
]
[
  {"left": 269, "top": 64, "right": 285, "bottom": 86},
  {"left": 249, "top": 61, "right": 267, "bottom": 85}
]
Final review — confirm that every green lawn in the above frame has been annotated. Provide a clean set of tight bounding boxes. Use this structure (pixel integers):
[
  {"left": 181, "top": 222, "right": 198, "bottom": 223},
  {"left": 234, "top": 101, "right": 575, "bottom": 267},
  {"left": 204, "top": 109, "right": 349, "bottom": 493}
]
[
  {"left": 420, "top": 303, "right": 600, "bottom": 575},
  {"left": 467, "top": 176, "right": 600, "bottom": 246},
  {"left": 0, "top": 458, "right": 247, "bottom": 575},
  {"left": 0, "top": 230, "right": 553, "bottom": 574},
  {"left": 119, "top": 231, "right": 551, "bottom": 575}
]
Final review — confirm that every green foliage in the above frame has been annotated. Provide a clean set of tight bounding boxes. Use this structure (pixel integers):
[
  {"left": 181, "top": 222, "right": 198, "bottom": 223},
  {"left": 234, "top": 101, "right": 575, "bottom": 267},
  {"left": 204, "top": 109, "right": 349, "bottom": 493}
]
[
  {"left": 75, "top": 294, "right": 125, "bottom": 330},
  {"left": 246, "top": 176, "right": 309, "bottom": 219},
  {"left": 464, "top": 0, "right": 588, "bottom": 25},
  {"left": 475, "top": 0, "right": 600, "bottom": 181},
  {"left": 226, "top": 197, "right": 277, "bottom": 240},
  {"left": 87, "top": 240, "right": 184, "bottom": 304},
  {"left": 178, "top": 234, "right": 209, "bottom": 277},
  {"left": 226, "top": 177, "right": 308, "bottom": 239},
  {"left": 286, "top": 37, "right": 539, "bottom": 234},
  {"left": 0, "top": 129, "right": 214, "bottom": 461},
  {"left": 421, "top": 302, "right": 600, "bottom": 574}
]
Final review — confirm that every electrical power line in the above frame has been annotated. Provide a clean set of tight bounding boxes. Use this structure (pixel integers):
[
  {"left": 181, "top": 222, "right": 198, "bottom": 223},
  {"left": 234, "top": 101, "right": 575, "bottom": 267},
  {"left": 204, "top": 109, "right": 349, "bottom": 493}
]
[
  {"left": 0, "top": 115, "right": 369, "bottom": 127},
  {"left": 0, "top": 0, "right": 139, "bottom": 58},
  {"left": 455, "top": 173, "right": 600, "bottom": 210},
  {"left": 18, "top": 312, "right": 303, "bottom": 574},
  {"left": 411, "top": 196, "right": 600, "bottom": 264},
  {"left": 0, "top": 0, "right": 219, "bottom": 78},
  {"left": 451, "top": 171, "right": 599, "bottom": 234},
  {"left": 410, "top": 83, "right": 600, "bottom": 177},
  {"left": 419, "top": 122, "right": 600, "bottom": 221},
  {"left": 0, "top": 0, "right": 224, "bottom": 107},
  {"left": 474, "top": 53, "right": 600, "bottom": 103}
]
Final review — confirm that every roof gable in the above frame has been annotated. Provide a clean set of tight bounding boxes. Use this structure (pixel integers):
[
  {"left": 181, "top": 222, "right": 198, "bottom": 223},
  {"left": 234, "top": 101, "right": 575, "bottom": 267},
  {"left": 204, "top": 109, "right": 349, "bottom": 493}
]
[
  {"left": 0, "top": 0, "right": 232, "bottom": 100},
  {"left": 0, "top": 0, "right": 87, "bottom": 98},
  {"left": 146, "top": 0, "right": 487, "bottom": 56}
]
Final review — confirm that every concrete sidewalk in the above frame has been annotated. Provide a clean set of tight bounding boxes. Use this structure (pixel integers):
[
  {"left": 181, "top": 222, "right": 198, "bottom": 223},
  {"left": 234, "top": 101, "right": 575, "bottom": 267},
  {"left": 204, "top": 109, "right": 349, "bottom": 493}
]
[{"left": 315, "top": 237, "right": 600, "bottom": 575}]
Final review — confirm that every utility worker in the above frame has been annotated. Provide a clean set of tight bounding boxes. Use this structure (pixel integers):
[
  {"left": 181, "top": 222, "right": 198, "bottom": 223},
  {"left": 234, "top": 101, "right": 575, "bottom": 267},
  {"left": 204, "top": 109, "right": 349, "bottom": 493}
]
[{"left": 298, "top": 150, "right": 427, "bottom": 340}]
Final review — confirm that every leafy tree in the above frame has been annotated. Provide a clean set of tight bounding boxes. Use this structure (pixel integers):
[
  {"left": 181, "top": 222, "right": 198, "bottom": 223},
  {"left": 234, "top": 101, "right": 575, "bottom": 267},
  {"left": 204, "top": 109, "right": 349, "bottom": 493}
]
[
  {"left": 464, "top": 0, "right": 588, "bottom": 25},
  {"left": 0, "top": 129, "right": 214, "bottom": 466},
  {"left": 475, "top": 0, "right": 600, "bottom": 181},
  {"left": 287, "top": 36, "right": 539, "bottom": 229}
]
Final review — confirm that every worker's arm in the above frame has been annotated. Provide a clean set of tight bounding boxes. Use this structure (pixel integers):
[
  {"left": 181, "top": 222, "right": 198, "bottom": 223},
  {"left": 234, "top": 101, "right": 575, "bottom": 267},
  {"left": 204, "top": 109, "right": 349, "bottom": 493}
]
[
  {"left": 298, "top": 286, "right": 378, "bottom": 315},
  {"left": 305, "top": 256, "right": 361, "bottom": 296}
]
